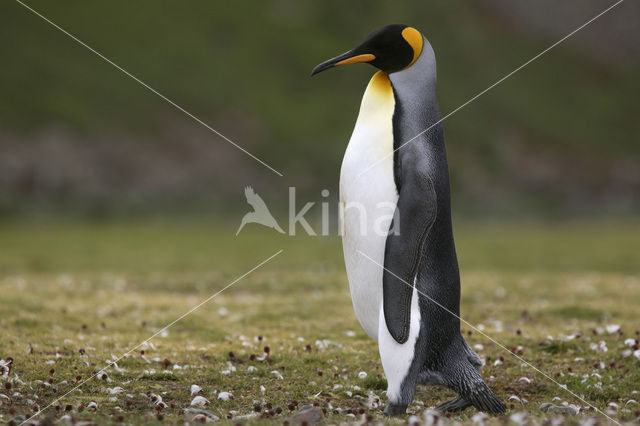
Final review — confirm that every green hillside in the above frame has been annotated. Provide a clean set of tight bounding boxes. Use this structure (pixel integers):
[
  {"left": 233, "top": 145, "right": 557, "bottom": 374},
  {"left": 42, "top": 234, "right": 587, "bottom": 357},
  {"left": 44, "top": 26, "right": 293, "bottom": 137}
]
[{"left": 0, "top": 1, "right": 638, "bottom": 216}]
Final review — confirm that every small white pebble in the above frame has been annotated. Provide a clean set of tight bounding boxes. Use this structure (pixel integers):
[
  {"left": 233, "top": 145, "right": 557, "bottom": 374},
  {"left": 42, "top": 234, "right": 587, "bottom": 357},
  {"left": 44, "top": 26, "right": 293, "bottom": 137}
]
[
  {"left": 358, "top": 371, "right": 367, "bottom": 379},
  {"left": 473, "top": 344, "right": 484, "bottom": 351},
  {"left": 471, "top": 412, "right": 488, "bottom": 423},
  {"left": 105, "top": 386, "right": 124, "bottom": 395},
  {"left": 247, "top": 366, "right": 257, "bottom": 373},
  {"left": 217, "top": 391, "right": 232, "bottom": 401},
  {"left": 345, "top": 330, "right": 356, "bottom": 337},
  {"left": 590, "top": 341, "right": 608, "bottom": 353},
  {"left": 190, "top": 384, "right": 202, "bottom": 396},
  {"left": 218, "top": 307, "right": 228, "bottom": 317},
  {"left": 493, "top": 359, "right": 503, "bottom": 366},
  {"left": 148, "top": 393, "right": 163, "bottom": 405},
  {"left": 510, "top": 411, "right": 528, "bottom": 425},
  {"left": 190, "top": 396, "right": 210, "bottom": 406},
  {"left": 605, "top": 324, "right": 620, "bottom": 334},
  {"left": 366, "top": 395, "right": 381, "bottom": 409}
]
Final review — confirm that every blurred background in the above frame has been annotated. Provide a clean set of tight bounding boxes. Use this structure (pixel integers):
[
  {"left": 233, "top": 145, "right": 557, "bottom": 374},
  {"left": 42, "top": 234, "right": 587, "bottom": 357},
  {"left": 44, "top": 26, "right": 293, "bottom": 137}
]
[{"left": 0, "top": 0, "right": 638, "bottom": 220}]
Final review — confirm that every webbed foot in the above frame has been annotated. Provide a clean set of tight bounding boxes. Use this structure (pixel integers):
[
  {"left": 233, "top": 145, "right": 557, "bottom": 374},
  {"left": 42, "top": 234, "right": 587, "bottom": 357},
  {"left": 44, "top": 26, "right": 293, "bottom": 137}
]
[{"left": 383, "top": 402, "right": 408, "bottom": 416}]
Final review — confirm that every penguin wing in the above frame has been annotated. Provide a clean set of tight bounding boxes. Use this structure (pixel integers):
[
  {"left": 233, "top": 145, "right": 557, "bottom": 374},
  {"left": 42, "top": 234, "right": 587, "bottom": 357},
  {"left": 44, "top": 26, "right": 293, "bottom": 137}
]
[{"left": 382, "top": 162, "right": 437, "bottom": 344}]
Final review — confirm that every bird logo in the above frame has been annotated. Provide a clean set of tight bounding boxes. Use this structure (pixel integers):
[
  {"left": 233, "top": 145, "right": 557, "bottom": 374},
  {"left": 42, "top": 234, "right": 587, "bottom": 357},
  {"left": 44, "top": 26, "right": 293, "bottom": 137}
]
[{"left": 236, "top": 186, "right": 285, "bottom": 235}]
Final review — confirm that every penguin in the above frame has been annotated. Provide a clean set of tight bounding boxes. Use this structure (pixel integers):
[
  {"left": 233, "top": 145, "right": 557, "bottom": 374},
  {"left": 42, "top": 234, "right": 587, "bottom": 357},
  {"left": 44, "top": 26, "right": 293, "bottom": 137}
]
[{"left": 311, "top": 24, "right": 506, "bottom": 416}]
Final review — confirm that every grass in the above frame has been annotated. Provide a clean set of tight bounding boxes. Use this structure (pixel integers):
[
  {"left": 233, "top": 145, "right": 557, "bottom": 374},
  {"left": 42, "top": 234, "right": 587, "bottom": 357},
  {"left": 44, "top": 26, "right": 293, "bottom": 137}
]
[{"left": 0, "top": 219, "right": 639, "bottom": 424}]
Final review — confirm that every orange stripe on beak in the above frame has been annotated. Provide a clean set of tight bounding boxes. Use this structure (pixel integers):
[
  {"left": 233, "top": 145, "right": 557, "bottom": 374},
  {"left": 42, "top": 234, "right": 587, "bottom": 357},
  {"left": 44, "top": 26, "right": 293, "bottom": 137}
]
[{"left": 335, "top": 53, "right": 376, "bottom": 66}]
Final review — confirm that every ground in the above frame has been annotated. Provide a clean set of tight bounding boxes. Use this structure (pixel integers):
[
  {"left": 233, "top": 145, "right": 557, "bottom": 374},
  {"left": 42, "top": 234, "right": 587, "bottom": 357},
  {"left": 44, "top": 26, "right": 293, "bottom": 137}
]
[{"left": 0, "top": 219, "right": 639, "bottom": 425}]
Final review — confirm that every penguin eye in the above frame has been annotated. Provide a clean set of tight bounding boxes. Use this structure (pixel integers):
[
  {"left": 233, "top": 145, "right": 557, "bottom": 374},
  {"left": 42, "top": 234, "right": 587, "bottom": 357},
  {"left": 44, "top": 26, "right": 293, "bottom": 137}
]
[{"left": 401, "top": 27, "right": 424, "bottom": 67}]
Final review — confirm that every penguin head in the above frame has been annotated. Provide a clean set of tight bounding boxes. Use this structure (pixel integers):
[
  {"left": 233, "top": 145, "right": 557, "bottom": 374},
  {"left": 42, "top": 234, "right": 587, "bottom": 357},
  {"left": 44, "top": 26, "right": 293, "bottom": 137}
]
[{"left": 311, "top": 24, "right": 424, "bottom": 76}]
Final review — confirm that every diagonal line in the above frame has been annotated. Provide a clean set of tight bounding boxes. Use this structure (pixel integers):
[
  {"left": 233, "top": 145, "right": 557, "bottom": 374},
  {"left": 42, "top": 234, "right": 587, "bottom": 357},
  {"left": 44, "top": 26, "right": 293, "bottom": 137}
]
[
  {"left": 12, "top": 0, "right": 284, "bottom": 177},
  {"left": 20, "top": 249, "right": 284, "bottom": 426},
  {"left": 357, "top": 0, "right": 625, "bottom": 178},
  {"left": 356, "top": 249, "right": 621, "bottom": 425}
]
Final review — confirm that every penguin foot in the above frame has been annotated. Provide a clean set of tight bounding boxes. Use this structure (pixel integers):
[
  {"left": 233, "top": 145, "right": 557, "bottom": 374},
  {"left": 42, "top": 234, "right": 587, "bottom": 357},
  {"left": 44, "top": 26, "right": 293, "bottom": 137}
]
[
  {"left": 383, "top": 402, "right": 408, "bottom": 416},
  {"left": 435, "top": 395, "right": 472, "bottom": 413}
]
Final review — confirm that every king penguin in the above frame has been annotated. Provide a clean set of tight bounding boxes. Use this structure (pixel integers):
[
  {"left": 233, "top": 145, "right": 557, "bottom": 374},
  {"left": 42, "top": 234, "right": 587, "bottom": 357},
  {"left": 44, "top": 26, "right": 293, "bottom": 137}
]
[{"left": 311, "top": 24, "right": 506, "bottom": 416}]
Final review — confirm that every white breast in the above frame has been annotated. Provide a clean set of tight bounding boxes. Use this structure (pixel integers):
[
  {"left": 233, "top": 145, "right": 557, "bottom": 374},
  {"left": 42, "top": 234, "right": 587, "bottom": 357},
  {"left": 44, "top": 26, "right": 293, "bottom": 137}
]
[{"left": 340, "top": 71, "right": 398, "bottom": 341}]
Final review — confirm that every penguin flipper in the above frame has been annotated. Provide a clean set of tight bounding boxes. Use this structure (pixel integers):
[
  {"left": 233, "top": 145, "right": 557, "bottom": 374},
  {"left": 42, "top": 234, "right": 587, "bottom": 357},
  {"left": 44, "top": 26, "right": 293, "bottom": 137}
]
[{"left": 382, "top": 167, "right": 437, "bottom": 343}]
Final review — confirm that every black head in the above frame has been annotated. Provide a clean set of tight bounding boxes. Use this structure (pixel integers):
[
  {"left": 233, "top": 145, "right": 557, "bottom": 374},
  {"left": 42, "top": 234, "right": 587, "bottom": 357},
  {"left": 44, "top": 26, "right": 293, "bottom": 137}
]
[{"left": 311, "top": 24, "right": 424, "bottom": 76}]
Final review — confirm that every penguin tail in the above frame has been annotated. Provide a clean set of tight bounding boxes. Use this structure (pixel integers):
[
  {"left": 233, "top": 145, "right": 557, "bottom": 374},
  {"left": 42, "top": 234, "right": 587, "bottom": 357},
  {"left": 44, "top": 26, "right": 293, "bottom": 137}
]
[
  {"left": 449, "top": 361, "right": 506, "bottom": 414},
  {"left": 464, "top": 380, "right": 506, "bottom": 414}
]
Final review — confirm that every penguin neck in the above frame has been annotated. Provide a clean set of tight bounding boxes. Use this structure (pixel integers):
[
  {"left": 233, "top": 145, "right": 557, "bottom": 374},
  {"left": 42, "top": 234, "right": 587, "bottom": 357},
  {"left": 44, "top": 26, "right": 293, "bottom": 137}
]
[
  {"left": 357, "top": 71, "right": 394, "bottom": 120},
  {"left": 388, "top": 37, "right": 440, "bottom": 126}
]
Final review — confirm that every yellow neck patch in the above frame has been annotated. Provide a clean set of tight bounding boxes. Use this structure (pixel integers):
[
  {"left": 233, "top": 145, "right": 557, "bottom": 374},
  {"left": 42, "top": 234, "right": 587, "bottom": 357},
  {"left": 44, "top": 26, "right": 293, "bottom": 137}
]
[
  {"left": 358, "top": 71, "right": 394, "bottom": 119},
  {"left": 401, "top": 27, "right": 423, "bottom": 68},
  {"left": 368, "top": 71, "right": 392, "bottom": 98}
]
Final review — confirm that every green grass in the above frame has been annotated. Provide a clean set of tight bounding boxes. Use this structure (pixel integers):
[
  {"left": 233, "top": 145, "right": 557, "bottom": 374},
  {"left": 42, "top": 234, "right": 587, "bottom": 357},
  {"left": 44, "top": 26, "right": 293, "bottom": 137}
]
[{"left": 0, "top": 219, "right": 639, "bottom": 424}]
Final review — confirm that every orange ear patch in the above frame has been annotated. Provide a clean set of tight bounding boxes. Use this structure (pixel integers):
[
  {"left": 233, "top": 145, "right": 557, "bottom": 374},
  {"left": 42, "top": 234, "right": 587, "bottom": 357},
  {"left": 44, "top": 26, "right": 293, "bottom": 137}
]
[{"left": 401, "top": 27, "right": 423, "bottom": 67}]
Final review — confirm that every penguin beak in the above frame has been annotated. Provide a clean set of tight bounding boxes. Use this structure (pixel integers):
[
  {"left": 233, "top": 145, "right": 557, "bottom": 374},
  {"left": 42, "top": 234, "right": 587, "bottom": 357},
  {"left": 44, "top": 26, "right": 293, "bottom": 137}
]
[{"left": 311, "top": 50, "right": 376, "bottom": 76}]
